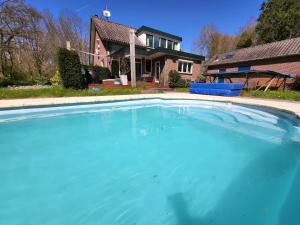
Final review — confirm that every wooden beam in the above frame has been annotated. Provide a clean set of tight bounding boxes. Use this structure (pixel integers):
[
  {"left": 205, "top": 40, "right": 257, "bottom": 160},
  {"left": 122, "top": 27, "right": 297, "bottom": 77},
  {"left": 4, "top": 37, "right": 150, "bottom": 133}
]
[
  {"left": 283, "top": 77, "right": 287, "bottom": 91},
  {"left": 129, "top": 29, "right": 136, "bottom": 88},
  {"left": 264, "top": 76, "right": 276, "bottom": 92}
]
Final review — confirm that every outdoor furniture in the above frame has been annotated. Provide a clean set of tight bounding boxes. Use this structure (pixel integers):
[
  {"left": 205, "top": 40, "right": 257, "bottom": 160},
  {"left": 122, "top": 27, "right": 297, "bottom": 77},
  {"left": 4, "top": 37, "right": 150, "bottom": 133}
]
[
  {"left": 190, "top": 83, "right": 244, "bottom": 96},
  {"left": 142, "top": 73, "right": 153, "bottom": 82},
  {"left": 206, "top": 70, "right": 295, "bottom": 91}
]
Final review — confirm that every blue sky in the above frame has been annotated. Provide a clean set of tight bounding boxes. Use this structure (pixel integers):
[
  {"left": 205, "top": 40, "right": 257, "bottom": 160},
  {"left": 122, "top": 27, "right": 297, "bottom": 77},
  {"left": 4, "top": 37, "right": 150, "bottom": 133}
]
[{"left": 26, "top": 0, "right": 264, "bottom": 52}]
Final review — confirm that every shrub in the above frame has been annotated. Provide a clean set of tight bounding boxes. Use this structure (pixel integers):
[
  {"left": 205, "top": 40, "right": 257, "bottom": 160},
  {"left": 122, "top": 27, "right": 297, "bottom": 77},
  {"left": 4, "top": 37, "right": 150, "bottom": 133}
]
[
  {"left": 168, "top": 70, "right": 190, "bottom": 88},
  {"left": 0, "top": 69, "right": 35, "bottom": 87},
  {"left": 196, "top": 74, "right": 207, "bottom": 83},
  {"left": 291, "top": 77, "right": 300, "bottom": 90},
  {"left": 169, "top": 70, "right": 181, "bottom": 88},
  {"left": 50, "top": 71, "right": 62, "bottom": 86},
  {"left": 57, "top": 48, "right": 83, "bottom": 89}
]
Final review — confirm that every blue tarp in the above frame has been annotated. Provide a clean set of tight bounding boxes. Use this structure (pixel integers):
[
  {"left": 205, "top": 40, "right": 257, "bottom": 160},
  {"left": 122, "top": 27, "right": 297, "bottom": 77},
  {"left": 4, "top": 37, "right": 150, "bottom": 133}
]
[{"left": 190, "top": 83, "right": 244, "bottom": 96}]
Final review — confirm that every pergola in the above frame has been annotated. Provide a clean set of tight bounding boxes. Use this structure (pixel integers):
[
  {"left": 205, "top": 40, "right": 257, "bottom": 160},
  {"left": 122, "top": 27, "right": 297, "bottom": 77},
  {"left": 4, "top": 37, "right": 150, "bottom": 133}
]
[{"left": 206, "top": 70, "right": 295, "bottom": 91}]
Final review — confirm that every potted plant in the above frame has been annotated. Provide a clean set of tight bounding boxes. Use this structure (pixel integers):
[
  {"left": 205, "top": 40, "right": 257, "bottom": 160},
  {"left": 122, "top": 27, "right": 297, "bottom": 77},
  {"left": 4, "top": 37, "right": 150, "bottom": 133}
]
[{"left": 119, "top": 58, "right": 130, "bottom": 85}]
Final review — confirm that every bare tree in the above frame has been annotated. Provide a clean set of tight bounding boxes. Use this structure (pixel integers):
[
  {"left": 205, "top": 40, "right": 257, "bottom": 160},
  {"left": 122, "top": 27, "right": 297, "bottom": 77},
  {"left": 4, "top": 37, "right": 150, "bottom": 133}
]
[{"left": 0, "top": 0, "right": 90, "bottom": 85}]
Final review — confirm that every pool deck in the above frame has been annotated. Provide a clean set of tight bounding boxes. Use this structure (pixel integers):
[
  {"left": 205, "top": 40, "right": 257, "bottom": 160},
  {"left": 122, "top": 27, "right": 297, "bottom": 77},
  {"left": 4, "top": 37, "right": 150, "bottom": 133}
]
[{"left": 0, "top": 93, "right": 299, "bottom": 118}]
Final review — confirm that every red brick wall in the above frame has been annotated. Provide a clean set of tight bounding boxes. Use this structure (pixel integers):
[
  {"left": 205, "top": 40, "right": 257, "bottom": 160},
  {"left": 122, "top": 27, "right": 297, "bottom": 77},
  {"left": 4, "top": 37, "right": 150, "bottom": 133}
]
[
  {"left": 93, "top": 32, "right": 109, "bottom": 68},
  {"left": 160, "top": 56, "right": 202, "bottom": 86}
]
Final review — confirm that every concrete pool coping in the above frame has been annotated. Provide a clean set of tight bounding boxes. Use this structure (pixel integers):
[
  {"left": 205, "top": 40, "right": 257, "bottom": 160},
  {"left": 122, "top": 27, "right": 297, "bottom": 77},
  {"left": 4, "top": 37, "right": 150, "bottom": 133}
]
[{"left": 0, "top": 93, "right": 299, "bottom": 118}]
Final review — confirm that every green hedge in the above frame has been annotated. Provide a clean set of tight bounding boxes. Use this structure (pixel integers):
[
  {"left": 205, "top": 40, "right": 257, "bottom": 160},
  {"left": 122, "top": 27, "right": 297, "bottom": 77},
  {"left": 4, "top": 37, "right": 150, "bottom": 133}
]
[{"left": 57, "top": 48, "right": 84, "bottom": 89}]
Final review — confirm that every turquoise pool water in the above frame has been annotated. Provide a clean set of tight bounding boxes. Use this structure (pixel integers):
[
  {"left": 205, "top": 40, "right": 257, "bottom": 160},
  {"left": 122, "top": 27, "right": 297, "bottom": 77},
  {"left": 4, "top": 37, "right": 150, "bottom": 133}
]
[{"left": 0, "top": 99, "right": 300, "bottom": 225}]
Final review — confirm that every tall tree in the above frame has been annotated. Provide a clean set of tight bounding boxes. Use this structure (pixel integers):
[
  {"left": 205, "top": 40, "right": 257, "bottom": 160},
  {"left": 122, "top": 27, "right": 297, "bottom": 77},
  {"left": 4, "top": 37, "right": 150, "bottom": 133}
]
[
  {"left": 236, "top": 21, "right": 257, "bottom": 49},
  {"left": 256, "top": 0, "right": 300, "bottom": 44},
  {"left": 194, "top": 24, "right": 238, "bottom": 58}
]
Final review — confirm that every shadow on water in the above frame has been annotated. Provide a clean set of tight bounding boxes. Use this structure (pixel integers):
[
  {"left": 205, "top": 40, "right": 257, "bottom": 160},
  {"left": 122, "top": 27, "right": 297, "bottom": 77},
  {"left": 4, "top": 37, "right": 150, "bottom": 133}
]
[{"left": 167, "top": 144, "right": 300, "bottom": 225}]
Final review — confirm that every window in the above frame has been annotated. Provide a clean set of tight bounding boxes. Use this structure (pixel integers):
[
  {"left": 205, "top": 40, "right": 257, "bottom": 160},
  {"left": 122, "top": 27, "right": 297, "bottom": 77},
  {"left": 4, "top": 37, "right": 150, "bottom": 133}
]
[
  {"left": 238, "top": 66, "right": 251, "bottom": 71},
  {"left": 146, "top": 34, "right": 154, "bottom": 48},
  {"left": 173, "top": 42, "right": 178, "bottom": 50},
  {"left": 178, "top": 60, "right": 193, "bottom": 74},
  {"left": 154, "top": 37, "right": 160, "bottom": 48},
  {"left": 167, "top": 40, "right": 173, "bottom": 49},
  {"left": 145, "top": 59, "right": 152, "bottom": 73},
  {"left": 160, "top": 38, "right": 166, "bottom": 48}
]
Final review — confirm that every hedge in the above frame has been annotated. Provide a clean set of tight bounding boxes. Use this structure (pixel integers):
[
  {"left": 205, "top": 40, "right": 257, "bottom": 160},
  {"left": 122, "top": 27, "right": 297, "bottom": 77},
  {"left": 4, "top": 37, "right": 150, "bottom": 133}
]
[{"left": 57, "top": 48, "right": 84, "bottom": 89}]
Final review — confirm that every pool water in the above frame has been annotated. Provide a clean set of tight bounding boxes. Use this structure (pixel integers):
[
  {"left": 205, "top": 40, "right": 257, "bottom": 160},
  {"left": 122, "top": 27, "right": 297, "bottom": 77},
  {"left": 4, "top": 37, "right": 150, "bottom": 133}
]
[{"left": 0, "top": 99, "right": 300, "bottom": 225}]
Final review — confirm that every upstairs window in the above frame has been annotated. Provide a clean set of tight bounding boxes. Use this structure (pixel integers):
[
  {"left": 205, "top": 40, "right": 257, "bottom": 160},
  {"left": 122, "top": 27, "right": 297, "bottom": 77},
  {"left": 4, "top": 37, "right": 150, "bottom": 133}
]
[
  {"left": 238, "top": 66, "right": 251, "bottom": 72},
  {"left": 167, "top": 40, "right": 173, "bottom": 49},
  {"left": 154, "top": 37, "right": 160, "bottom": 48},
  {"left": 146, "top": 34, "right": 154, "bottom": 48},
  {"left": 145, "top": 59, "right": 152, "bottom": 73},
  {"left": 173, "top": 42, "right": 179, "bottom": 50},
  {"left": 160, "top": 38, "right": 166, "bottom": 48},
  {"left": 178, "top": 60, "right": 193, "bottom": 74}
]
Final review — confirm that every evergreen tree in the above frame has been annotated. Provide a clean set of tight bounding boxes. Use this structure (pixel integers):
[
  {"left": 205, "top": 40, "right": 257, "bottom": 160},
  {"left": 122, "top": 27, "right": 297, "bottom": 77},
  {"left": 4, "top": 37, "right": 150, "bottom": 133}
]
[{"left": 256, "top": 0, "right": 300, "bottom": 44}]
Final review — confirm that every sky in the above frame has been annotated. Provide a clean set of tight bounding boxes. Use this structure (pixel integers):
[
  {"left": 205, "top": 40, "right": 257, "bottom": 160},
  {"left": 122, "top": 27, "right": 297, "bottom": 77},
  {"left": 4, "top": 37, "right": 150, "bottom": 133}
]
[{"left": 26, "top": 0, "right": 264, "bottom": 52}]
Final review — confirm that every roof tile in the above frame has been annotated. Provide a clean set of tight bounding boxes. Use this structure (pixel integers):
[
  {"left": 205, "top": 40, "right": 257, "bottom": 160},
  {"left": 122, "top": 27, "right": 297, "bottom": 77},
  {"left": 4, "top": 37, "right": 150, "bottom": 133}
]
[
  {"left": 92, "top": 17, "right": 144, "bottom": 47},
  {"left": 208, "top": 37, "right": 300, "bottom": 66}
]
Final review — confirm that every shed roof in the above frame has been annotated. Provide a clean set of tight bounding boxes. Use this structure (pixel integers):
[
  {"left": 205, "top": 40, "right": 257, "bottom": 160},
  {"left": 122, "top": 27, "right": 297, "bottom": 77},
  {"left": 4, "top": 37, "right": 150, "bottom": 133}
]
[{"left": 207, "top": 37, "right": 300, "bottom": 66}]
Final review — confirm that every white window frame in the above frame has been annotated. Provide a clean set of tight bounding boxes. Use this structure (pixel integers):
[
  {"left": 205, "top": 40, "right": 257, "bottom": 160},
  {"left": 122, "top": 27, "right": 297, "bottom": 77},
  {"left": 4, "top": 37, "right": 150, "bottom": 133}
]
[
  {"left": 146, "top": 34, "right": 154, "bottom": 48},
  {"left": 145, "top": 59, "right": 152, "bottom": 73},
  {"left": 178, "top": 59, "right": 193, "bottom": 74}
]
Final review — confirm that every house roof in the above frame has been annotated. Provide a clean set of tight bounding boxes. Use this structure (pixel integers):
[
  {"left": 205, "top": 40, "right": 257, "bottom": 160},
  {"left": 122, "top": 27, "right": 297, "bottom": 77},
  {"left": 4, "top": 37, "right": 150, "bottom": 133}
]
[
  {"left": 136, "top": 26, "right": 182, "bottom": 41},
  {"left": 207, "top": 37, "right": 300, "bottom": 67},
  {"left": 92, "top": 16, "right": 145, "bottom": 47},
  {"left": 147, "top": 47, "right": 204, "bottom": 61}
]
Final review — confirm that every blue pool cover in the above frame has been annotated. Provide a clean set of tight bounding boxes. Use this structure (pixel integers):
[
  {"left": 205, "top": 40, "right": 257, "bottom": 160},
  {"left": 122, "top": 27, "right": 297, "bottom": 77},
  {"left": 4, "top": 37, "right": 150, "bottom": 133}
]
[{"left": 190, "top": 83, "right": 244, "bottom": 96}]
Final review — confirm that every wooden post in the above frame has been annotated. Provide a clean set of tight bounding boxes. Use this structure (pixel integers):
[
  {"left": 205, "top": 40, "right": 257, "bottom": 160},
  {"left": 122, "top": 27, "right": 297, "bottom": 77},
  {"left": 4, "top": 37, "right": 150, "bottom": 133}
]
[
  {"left": 129, "top": 29, "right": 136, "bottom": 88},
  {"left": 283, "top": 77, "right": 287, "bottom": 91},
  {"left": 66, "top": 41, "right": 71, "bottom": 50}
]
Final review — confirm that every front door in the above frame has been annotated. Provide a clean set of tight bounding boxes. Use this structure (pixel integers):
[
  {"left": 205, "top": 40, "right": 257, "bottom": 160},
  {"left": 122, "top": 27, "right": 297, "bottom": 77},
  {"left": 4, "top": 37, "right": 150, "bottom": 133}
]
[{"left": 155, "top": 61, "right": 160, "bottom": 82}]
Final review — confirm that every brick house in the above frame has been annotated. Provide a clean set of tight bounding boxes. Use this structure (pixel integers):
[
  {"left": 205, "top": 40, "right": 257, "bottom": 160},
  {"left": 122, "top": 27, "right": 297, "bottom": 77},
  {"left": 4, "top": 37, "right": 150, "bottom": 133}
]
[
  {"left": 206, "top": 37, "right": 300, "bottom": 89},
  {"left": 89, "top": 16, "right": 204, "bottom": 86}
]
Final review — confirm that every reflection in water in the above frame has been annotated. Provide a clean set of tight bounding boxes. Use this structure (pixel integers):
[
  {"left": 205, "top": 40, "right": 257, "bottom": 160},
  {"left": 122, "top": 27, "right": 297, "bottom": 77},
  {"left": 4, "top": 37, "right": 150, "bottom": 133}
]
[{"left": 168, "top": 144, "right": 300, "bottom": 225}]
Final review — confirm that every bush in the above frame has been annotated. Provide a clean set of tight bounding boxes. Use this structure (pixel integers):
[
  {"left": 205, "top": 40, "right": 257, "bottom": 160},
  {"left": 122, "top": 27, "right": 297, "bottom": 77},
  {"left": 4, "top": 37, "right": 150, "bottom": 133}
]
[
  {"left": 57, "top": 48, "right": 84, "bottom": 89},
  {"left": 196, "top": 74, "right": 207, "bottom": 83},
  {"left": 169, "top": 70, "right": 181, "bottom": 88},
  {"left": 0, "top": 69, "right": 35, "bottom": 87},
  {"left": 291, "top": 77, "right": 300, "bottom": 90},
  {"left": 50, "top": 71, "right": 62, "bottom": 86},
  {"left": 169, "top": 70, "right": 190, "bottom": 88}
]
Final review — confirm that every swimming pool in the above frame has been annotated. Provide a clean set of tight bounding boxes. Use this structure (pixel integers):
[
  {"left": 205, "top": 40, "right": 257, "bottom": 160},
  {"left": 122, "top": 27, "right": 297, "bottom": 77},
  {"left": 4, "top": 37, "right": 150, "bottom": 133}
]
[{"left": 0, "top": 99, "right": 299, "bottom": 225}]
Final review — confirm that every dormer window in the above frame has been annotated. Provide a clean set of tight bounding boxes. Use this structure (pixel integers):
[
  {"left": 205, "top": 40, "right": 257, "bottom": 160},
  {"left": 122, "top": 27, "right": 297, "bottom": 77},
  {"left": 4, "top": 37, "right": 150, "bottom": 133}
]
[
  {"left": 154, "top": 37, "right": 160, "bottom": 48},
  {"left": 160, "top": 38, "right": 166, "bottom": 48},
  {"left": 173, "top": 42, "right": 178, "bottom": 50},
  {"left": 146, "top": 34, "right": 154, "bottom": 48},
  {"left": 167, "top": 40, "right": 173, "bottom": 50}
]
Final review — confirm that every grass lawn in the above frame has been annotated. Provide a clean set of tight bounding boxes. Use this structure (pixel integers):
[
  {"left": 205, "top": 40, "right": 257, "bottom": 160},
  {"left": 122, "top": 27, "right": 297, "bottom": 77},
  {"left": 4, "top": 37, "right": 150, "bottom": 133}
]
[
  {"left": 175, "top": 88, "right": 190, "bottom": 92},
  {"left": 174, "top": 87, "right": 300, "bottom": 101},
  {"left": 0, "top": 86, "right": 141, "bottom": 99},
  {"left": 242, "top": 90, "right": 300, "bottom": 101}
]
